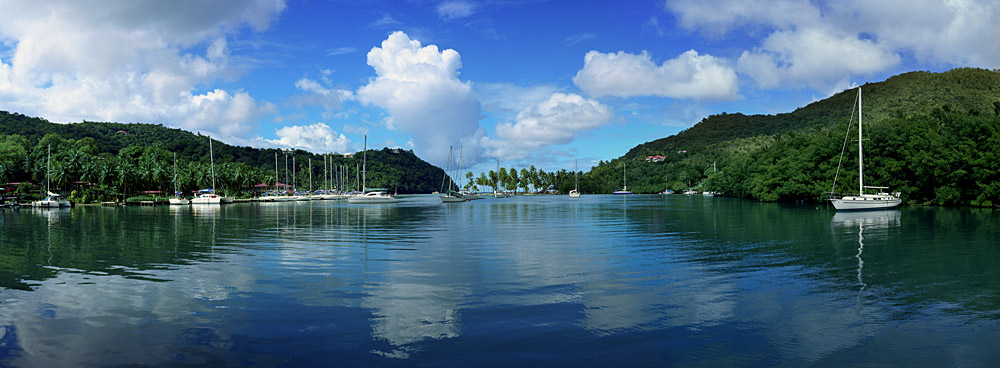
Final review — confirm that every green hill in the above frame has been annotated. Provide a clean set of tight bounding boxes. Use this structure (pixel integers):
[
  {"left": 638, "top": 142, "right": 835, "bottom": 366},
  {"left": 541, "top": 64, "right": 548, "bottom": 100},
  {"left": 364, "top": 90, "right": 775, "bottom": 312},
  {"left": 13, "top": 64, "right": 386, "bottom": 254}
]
[
  {"left": 583, "top": 68, "right": 1000, "bottom": 207},
  {"left": 0, "top": 112, "right": 447, "bottom": 201}
]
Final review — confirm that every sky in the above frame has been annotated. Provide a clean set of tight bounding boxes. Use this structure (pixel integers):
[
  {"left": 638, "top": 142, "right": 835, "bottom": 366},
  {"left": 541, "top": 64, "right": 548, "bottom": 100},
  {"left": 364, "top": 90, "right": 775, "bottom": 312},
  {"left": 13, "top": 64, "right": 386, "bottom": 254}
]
[{"left": 0, "top": 0, "right": 996, "bottom": 174}]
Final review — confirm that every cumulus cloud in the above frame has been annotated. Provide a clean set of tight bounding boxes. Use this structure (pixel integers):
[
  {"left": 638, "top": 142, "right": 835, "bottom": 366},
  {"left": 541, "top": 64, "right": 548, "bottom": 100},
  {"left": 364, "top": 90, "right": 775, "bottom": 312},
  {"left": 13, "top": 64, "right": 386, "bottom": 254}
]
[
  {"left": 0, "top": 0, "right": 285, "bottom": 141},
  {"left": 737, "top": 27, "right": 900, "bottom": 92},
  {"left": 356, "top": 31, "right": 481, "bottom": 167},
  {"left": 666, "top": 0, "right": 999, "bottom": 91},
  {"left": 265, "top": 122, "right": 351, "bottom": 153},
  {"left": 487, "top": 93, "right": 612, "bottom": 159},
  {"left": 572, "top": 49, "right": 739, "bottom": 101}
]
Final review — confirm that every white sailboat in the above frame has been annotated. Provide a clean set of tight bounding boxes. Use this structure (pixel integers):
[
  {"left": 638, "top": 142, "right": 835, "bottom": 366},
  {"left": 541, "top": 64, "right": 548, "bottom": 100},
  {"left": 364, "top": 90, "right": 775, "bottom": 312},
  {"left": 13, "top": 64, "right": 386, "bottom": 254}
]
[
  {"left": 191, "top": 137, "right": 222, "bottom": 205},
  {"left": 612, "top": 162, "right": 632, "bottom": 195},
  {"left": 348, "top": 135, "right": 398, "bottom": 204},
  {"left": 493, "top": 157, "right": 509, "bottom": 198},
  {"left": 830, "top": 87, "right": 901, "bottom": 211},
  {"left": 440, "top": 146, "right": 468, "bottom": 203},
  {"left": 33, "top": 145, "right": 68, "bottom": 207},
  {"left": 569, "top": 159, "right": 580, "bottom": 198},
  {"left": 169, "top": 152, "right": 190, "bottom": 205}
]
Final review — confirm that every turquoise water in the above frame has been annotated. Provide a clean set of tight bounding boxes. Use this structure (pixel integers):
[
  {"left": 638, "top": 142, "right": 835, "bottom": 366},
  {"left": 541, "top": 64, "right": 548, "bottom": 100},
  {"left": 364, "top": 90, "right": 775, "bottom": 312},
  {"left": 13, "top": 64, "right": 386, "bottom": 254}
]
[{"left": 1, "top": 195, "right": 998, "bottom": 367}]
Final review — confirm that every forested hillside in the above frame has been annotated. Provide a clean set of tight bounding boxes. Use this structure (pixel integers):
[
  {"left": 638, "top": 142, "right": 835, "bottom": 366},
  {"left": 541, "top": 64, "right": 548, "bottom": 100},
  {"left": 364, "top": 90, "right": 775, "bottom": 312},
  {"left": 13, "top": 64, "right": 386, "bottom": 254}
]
[
  {"left": 0, "top": 112, "right": 447, "bottom": 201},
  {"left": 582, "top": 68, "right": 1000, "bottom": 207}
]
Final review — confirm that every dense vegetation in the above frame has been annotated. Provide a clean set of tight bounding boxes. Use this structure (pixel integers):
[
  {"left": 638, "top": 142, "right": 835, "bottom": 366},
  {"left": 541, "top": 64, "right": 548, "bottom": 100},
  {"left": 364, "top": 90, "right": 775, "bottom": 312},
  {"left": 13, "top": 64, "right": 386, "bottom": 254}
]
[
  {"left": 579, "top": 68, "right": 1000, "bottom": 207},
  {"left": 0, "top": 112, "right": 447, "bottom": 202}
]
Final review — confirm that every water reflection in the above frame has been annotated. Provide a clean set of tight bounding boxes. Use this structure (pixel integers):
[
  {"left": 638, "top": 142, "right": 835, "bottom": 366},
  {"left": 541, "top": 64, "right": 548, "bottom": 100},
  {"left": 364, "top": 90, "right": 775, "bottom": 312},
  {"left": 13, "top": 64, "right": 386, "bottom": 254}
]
[{"left": 1, "top": 199, "right": 1000, "bottom": 366}]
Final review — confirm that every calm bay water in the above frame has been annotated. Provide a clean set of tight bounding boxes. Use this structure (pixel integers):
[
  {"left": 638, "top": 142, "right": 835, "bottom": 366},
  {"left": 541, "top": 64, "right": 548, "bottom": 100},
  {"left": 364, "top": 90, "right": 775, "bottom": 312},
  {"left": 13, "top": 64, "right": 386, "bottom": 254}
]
[{"left": 1, "top": 195, "right": 998, "bottom": 367}]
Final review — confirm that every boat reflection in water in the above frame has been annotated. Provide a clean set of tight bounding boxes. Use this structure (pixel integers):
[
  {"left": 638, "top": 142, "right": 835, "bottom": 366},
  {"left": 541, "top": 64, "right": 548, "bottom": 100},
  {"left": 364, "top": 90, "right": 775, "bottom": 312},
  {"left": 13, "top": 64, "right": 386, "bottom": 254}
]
[{"left": 831, "top": 210, "right": 901, "bottom": 326}]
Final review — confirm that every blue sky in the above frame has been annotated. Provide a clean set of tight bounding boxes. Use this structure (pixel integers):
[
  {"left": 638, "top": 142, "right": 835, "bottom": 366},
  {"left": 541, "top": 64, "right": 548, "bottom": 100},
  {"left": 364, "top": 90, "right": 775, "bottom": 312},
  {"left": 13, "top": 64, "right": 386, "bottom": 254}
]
[{"left": 0, "top": 0, "right": 996, "bottom": 174}]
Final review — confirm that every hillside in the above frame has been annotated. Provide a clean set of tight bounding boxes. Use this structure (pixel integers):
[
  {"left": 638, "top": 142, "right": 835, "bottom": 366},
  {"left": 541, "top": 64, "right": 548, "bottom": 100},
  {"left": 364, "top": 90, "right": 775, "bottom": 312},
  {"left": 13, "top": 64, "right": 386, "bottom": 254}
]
[
  {"left": 0, "top": 112, "right": 448, "bottom": 199},
  {"left": 583, "top": 68, "right": 1000, "bottom": 207}
]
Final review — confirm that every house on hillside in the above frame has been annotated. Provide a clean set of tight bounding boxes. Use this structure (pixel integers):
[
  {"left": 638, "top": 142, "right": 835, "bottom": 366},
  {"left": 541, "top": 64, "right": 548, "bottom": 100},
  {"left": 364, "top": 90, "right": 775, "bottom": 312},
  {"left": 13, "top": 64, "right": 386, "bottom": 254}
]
[{"left": 645, "top": 155, "right": 666, "bottom": 162}]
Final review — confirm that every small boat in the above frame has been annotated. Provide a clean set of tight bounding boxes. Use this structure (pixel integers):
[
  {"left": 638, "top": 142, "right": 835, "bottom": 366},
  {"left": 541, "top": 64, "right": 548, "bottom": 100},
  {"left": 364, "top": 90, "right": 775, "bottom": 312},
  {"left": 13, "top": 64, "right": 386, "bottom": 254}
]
[
  {"left": 569, "top": 159, "right": 581, "bottom": 198},
  {"left": 169, "top": 192, "right": 190, "bottom": 205},
  {"left": 830, "top": 87, "right": 901, "bottom": 211},
  {"left": 192, "top": 137, "right": 227, "bottom": 205},
  {"left": 191, "top": 189, "right": 222, "bottom": 204},
  {"left": 347, "top": 135, "right": 398, "bottom": 205},
  {"left": 612, "top": 162, "right": 632, "bottom": 195},
  {"left": 683, "top": 189, "right": 698, "bottom": 195},
  {"left": 34, "top": 146, "right": 70, "bottom": 208},
  {"left": 702, "top": 191, "right": 715, "bottom": 197},
  {"left": 440, "top": 146, "right": 468, "bottom": 203},
  {"left": 169, "top": 153, "right": 189, "bottom": 205}
]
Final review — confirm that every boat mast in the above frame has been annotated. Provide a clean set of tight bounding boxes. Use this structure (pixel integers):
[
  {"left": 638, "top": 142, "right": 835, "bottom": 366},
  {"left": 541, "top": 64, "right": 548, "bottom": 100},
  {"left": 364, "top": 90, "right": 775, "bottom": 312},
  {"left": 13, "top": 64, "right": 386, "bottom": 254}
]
[
  {"left": 858, "top": 87, "right": 864, "bottom": 196},
  {"left": 362, "top": 135, "right": 367, "bottom": 191},
  {"left": 46, "top": 144, "right": 51, "bottom": 194},
  {"left": 173, "top": 152, "right": 177, "bottom": 195},
  {"left": 274, "top": 151, "right": 278, "bottom": 191},
  {"left": 623, "top": 162, "right": 627, "bottom": 190},
  {"left": 209, "top": 137, "right": 216, "bottom": 192},
  {"left": 309, "top": 157, "right": 312, "bottom": 192}
]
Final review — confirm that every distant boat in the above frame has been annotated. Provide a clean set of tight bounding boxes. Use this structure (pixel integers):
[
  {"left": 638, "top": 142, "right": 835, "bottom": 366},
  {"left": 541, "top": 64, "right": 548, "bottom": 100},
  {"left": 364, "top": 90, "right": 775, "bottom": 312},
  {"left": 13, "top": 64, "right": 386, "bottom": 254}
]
[
  {"left": 348, "top": 135, "right": 398, "bottom": 204},
  {"left": 612, "top": 162, "right": 632, "bottom": 195},
  {"left": 440, "top": 146, "right": 468, "bottom": 203},
  {"left": 33, "top": 145, "right": 69, "bottom": 208},
  {"left": 569, "top": 159, "right": 580, "bottom": 198},
  {"left": 192, "top": 137, "right": 223, "bottom": 205},
  {"left": 493, "top": 157, "right": 509, "bottom": 198},
  {"left": 660, "top": 176, "right": 672, "bottom": 194},
  {"left": 702, "top": 191, "right": 715, "bottom": 197},
  {"left": 683, "top": 189, "right": 698, "bottom": 195},
  {"left": 830, "top": 87, "right": 901, "bottom": 211},
  {"left": 169, "top": 152, "right": 190, "bottom": 205}
]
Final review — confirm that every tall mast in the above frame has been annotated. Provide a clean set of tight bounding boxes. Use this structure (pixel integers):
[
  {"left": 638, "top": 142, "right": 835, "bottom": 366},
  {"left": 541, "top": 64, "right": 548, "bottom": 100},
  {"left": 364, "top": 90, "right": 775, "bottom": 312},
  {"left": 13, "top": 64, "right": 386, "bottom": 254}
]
[
  {"left": 209, "top": 137, "right": 216, "bottom": 192},
  {"left": 274, "top": 151, "right": 278, "bottom": 191},
  {"left": 309, "top": 157, "right": 312, "bottom": 192},
  {"left": 365, "top": 137, "right": 369, "bottom": 190},
  {"left": 46, "top": 144, "right": 51, "bottom": 194},
  {"left": 173, "top": 152, "right": 177, "bottom": 194},
  {"left": 292, "top": 156, "right": 296, "bottom": 192},
  {"left": 858, "top": 87, "right": 864, "bottom": 195}
]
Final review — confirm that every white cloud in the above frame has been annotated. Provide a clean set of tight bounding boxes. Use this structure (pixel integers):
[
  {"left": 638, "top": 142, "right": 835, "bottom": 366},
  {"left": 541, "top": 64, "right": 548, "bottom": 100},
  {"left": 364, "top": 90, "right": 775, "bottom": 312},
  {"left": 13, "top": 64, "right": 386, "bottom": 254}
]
[
  {"left": 573, "top": 50, "right": 739, "bottom": 101},
  {"left": 489, "top": 93, "right": 612, "bottom": 159},
  {"left": 437, "top": 1, "right": 475, "bottom": 20},
  {"left": 737, "top": 27, "right": 900, "bottom": 92},
  {"left": 666, "top": 0, "right": 999, "bottom": 91},
  {"left": 294, "top": 77, "right": 353, "bottom": 117},
  {"left": 265, "top": 122, "right": 351, "bottom": 153},
  {"left": 0, "top": 0, "right": 286, "bottom": 142},
  {"left": 356, "top": 31, "right": 481, "bottom": 167}
]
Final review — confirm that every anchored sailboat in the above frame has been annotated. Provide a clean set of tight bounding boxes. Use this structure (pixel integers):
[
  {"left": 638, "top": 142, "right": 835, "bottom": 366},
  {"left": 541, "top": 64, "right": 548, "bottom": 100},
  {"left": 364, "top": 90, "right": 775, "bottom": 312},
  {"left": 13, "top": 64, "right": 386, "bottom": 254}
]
[
  {"left": 348, "top": 135, "right": 398, "bottom": 204},
  {"left": 830, "top": 87, "right": 901, "bottom": 211},
  {"left": 569, "top": 159, "right": 580, "bottom": 198}
]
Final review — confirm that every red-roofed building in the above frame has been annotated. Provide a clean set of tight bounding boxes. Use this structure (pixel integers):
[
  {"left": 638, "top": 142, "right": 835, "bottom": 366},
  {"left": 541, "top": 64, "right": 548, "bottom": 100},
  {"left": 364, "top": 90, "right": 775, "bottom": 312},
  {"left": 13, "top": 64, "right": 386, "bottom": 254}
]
[{"left": 645, "top": 155, "right": 666, "bottom": 162}]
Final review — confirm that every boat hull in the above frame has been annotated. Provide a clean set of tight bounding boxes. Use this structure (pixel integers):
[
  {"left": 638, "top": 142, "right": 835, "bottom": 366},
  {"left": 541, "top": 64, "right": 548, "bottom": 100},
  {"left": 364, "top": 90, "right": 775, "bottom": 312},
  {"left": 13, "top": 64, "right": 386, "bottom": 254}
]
[
  {"left": 169, "top": 198, "right": 190, "bottom": 205},
  {"left": 568, "top": 190, "right": 580, "bottom": 198},
  {"left": 612, "top": 190, "right": 632, "bottom": 195},
  {"left": 831, "top": 197, "right": 901, "bottom": 211},
  {"left": 348, "top": 192, "right": 398, "bottom": 204}
]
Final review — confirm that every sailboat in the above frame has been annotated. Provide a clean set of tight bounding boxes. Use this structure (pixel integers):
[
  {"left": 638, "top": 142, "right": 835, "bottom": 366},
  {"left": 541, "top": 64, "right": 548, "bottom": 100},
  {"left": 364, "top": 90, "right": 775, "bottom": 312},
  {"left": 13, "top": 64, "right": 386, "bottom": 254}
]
[
  {"left": 169, "top": 152, "right": 190, "bottom": 205},
  {"left": 830, "top": 87, "right": 901, "bottom": 211},
  {"left": 191, "top": 136, "right": 222, "bottom": 204},
  {"left": 440, "top": 146, "right": 468, "bottom": 203},
  {"left": 348, "top": 135, "right": 398, "bottom": 204},
  {"left": 493, "top": 157, "right": 509, "bottom": 198},
  {"left": 612, "top": 162, "right": 632, "bottom": 195},
  {"left": 569, "top": 159, "right": 580, "bottom": 198},
  {"left": 32, "top": 145, "right": 69, "bottom": 207}
]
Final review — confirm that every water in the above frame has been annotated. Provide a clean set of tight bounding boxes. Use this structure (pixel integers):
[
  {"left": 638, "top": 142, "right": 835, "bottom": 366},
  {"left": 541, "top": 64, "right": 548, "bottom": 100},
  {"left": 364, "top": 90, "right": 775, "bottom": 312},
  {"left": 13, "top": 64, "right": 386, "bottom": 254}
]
[{"left": 1, "top": 195, "right": 998, "bottom": 367}]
